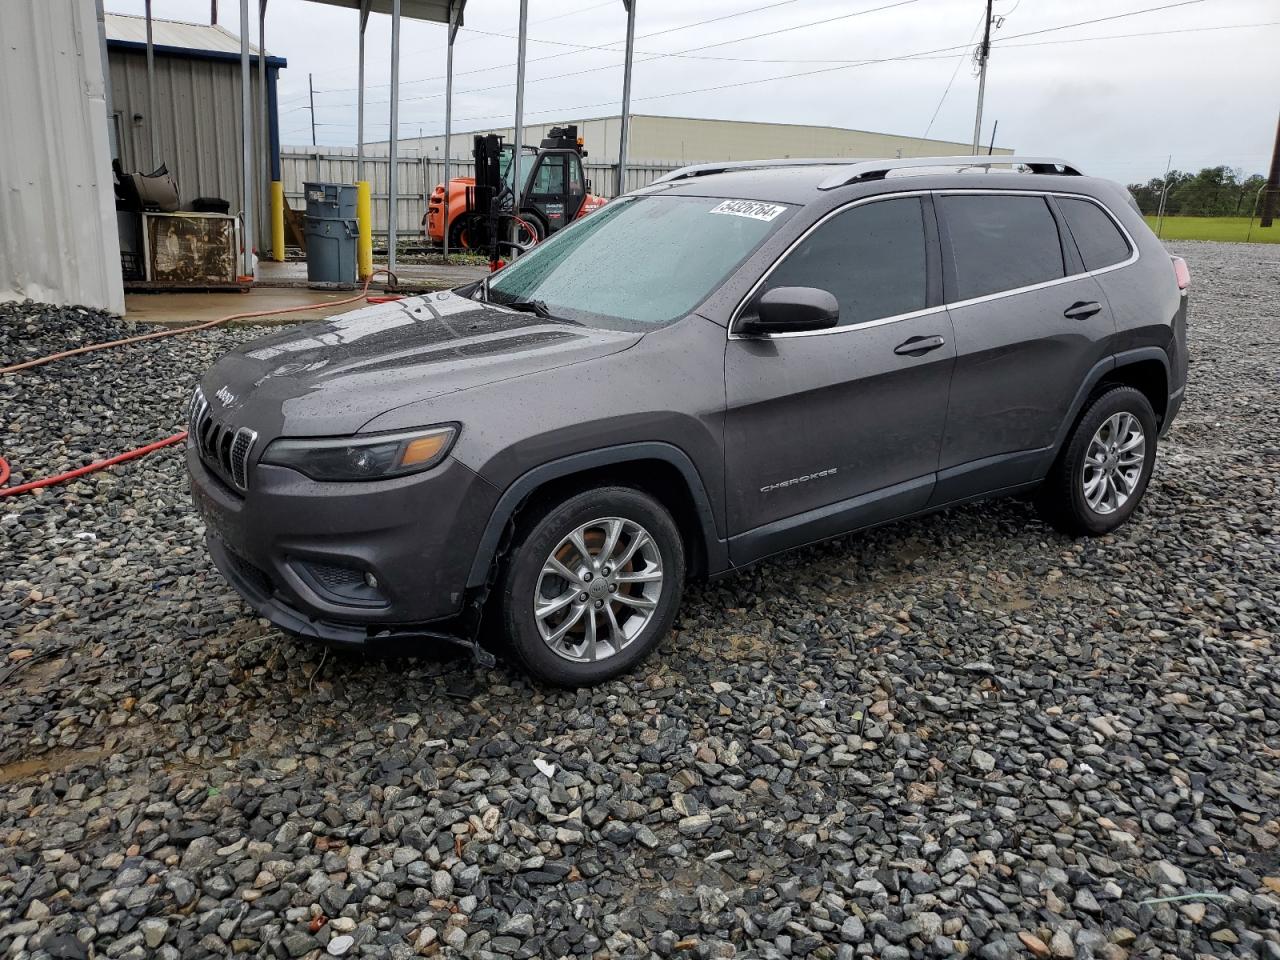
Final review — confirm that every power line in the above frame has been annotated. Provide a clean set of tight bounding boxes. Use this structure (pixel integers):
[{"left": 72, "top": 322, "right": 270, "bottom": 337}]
[
  {"left": 307, "top": 0, "right": 802, "bottom": 94},
  {"left": 302, "top": 0, "right": 1217, "bottom": 120},
  {"left": 998, "top": 20, "right": 1280, "bottom": 48},
  {"left": 420, "top": 0, "right": 1219, "bottom": 129},
  {"left": 354, "top": 0, "right": 925, "bottom": 109},
  {"left": 297, "top": 0, "right": 1223, "bottom": 131},
  {"left": 290, "top": 0, "right": 1242, "bottom": 113},
  {"left": 287, "top": 12, "right": 1272, "bottom": 107},
  {"left": 923, "top": 9, "right": 987, "bottom": 140}
]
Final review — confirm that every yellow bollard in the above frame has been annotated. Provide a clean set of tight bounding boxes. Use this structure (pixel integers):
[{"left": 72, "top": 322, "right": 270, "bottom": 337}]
[
  {"left": 356, "top": 180, "right": 374, "bottom": 280},
  {"left": 270, "top": 181, "right": 285, "bottom": 262}
]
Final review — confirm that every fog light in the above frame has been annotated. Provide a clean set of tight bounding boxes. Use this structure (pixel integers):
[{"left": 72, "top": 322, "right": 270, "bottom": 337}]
[{"left": 290, "top": 558, "right": 389, "bottom": 609}]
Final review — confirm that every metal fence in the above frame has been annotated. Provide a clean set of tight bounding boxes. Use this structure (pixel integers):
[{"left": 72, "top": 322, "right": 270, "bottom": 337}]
[{"left": 279, "top": 150, "right": 681, "bottom": 239}]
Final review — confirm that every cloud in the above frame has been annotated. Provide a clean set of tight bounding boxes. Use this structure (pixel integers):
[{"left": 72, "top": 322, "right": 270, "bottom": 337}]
[{"left": 104, "top": 0, "right": 1277, "bottom": 181}]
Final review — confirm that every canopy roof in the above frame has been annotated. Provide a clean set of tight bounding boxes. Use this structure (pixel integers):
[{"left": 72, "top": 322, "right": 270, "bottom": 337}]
[
  {"left": 300, "top": 0, "right": 462, "bottom": 25},
  {"left": 105, "top": 13, "right": 268, "bottom": 55}
]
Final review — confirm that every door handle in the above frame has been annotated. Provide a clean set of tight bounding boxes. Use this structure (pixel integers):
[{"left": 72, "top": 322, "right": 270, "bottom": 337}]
[
  {"left": 1064, "top": 300, "right": 1102, "bottom": 320},
  {"left": 894, "top": 335, "right": 946, "bottom": 356}
]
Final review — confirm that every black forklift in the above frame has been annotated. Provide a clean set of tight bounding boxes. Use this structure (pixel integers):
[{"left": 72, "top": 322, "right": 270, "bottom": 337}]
[{"left": 426, "top": 125, "right": 606, "bottom": 256}]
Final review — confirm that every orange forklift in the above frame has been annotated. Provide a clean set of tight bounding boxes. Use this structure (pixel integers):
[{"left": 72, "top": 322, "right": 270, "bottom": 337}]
[{"left": 422, "top": 125, "right": 607, "bottom": 251}]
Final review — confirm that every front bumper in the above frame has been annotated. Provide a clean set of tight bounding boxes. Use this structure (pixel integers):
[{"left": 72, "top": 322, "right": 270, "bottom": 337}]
[{"left": 188, "top": 444, "right": 500, "bottom": 639}]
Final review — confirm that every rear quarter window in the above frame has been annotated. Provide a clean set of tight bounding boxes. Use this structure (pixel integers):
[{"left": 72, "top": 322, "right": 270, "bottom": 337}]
[
  {"left": 1058, "top": 196, "right": 1132, "bottom": 271},
  {"left": 939, "top": 194, "right": 1064, "bottom": 301}
]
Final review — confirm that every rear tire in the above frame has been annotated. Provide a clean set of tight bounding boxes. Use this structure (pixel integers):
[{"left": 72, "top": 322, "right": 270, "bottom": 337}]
[
  {"left": 515, "top": 211, "right": 546, "bottom": 246},
  {"left": 447, "top": 214, "right": 486, "bottom": 251},
  {"left": 1036, "top": 386, "right": 1157, "bottom": 536},
  {"left": 498, "top": 486, "right": 684, "bottom": 687}
]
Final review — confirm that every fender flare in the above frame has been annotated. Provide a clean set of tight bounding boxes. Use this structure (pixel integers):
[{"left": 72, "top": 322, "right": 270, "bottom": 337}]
[
  {"left": 465, "top": 442, "right": 729, "bottom": 588},
  {"left": 1049, "top": 347, "right": 1172, "bottom": 457}
]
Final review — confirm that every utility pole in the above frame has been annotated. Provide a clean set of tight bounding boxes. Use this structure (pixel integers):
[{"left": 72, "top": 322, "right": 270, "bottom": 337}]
[
  {"left": 1261, "top": 110, "right": 1280, "bottom": 228},
  {"left": 308, "top": 72, "right": 317, "bottom": 147},
  {"left": 971, "top": 0, "right": 993, "bottom": 156}
]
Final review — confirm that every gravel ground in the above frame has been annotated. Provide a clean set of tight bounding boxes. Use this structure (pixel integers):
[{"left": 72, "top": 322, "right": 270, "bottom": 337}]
[{"left": 2, "top": 241, "right": 1278, "bottom": 960}]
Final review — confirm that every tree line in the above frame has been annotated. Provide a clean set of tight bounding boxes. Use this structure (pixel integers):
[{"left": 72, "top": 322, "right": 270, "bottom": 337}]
[{"left": 1127, "top": 166, "right": 1270, "bottom": 217}]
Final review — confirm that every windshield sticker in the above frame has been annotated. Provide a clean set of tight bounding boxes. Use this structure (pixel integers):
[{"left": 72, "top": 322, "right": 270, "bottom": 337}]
[{"left": 709, "top": 200, "right": 787, "bottom": 222}]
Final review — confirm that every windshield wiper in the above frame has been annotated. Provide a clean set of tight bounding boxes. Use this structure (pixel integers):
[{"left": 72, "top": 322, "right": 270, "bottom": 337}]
[
  {"left": 504, "top": 298, "right": 552, "bottom": 318},
  {"left": 503, "top": 299, "right": 582, "bottom": 325}
]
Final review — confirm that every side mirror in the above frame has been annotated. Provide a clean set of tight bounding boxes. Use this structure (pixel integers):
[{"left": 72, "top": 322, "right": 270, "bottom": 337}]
[{"left": 738, "top": 286, "right": 839, "bottom": 336}]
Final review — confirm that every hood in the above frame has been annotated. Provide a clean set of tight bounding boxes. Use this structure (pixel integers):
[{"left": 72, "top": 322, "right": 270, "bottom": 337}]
[{"left": 201, "top": 289, "right": 641, "bottom": 437}]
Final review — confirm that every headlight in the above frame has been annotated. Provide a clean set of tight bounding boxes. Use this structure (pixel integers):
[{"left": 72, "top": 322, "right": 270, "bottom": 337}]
[{"left": 260, "top": 425, "right": 458, "bottom": 481}]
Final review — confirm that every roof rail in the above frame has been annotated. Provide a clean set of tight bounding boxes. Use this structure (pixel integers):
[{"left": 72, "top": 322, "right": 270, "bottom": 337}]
[
  {"left": 650, "top": 157, "right": 867, "bottom": 185},
  {"left": 817, "top": 155, "right": 1084, "bottom": 190}
]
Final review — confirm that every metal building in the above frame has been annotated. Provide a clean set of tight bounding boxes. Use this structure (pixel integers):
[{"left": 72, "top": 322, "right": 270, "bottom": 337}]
[
  {"left": 105, "top": 14, "right": 286, "bottom": 253},
  {"left": 385, "top": 113, "right": 1014, "bottom": 165},
  {"left": 1, "top": 1, "right": 123, "bottom": 313}
]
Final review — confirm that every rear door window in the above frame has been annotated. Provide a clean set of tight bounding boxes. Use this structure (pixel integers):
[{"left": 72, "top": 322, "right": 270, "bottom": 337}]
[
  {"left": 1057, "top": 196, "right": 1132, "bottom": 271},
  {"left": 758, "top": 197, "right": 928, "bottom": 327},
  {"left": 939, "top": 194, "right": 1064, "bottom": 301}
]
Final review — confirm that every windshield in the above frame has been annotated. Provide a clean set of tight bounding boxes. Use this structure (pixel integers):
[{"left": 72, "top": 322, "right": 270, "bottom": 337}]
[
  {"left": 499, "top": 144, "right": 539, "bottom": 192},
  {"left": 486, "top": 195, "right": 792, "bottom": 329}
]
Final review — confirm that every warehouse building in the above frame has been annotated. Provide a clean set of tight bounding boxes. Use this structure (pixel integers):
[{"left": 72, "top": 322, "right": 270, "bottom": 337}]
[{"left": 384, "top": 113, "right": 1013, "bottom": 165}]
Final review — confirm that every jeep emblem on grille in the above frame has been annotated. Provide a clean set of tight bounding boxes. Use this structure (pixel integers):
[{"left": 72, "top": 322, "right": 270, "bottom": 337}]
[{"left": 215, "top": 385, "right": 236, "bottom": 406}]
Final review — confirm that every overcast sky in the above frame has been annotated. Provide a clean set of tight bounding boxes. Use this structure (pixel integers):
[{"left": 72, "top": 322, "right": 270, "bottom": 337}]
[{"left": 105, "top": 0, "right": 1278, "bottom": 184}]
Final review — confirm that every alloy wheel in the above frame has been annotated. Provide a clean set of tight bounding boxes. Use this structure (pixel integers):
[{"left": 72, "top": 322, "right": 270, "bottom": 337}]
[
  {"left": 533, "top": 517, "right": 663, "bottom": 663},
  {"left": 1082, "top": 411, "right": 1146, "bottom": 515}
]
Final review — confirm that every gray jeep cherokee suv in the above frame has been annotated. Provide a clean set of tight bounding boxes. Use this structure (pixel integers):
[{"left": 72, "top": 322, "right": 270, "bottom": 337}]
[{"left": 188, "top": 155, "right": 1189, "bottom": 686}]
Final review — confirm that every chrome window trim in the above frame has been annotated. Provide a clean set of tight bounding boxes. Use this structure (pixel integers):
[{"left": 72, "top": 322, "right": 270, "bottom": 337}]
[{"left": 727, "top": 188, "right": 1139, "bottom": 341}]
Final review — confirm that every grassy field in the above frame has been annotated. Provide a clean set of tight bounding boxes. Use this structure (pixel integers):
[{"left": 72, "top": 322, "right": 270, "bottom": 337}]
[{"left": 1143, "top": 215, "right": 1280, "bottom": 244}]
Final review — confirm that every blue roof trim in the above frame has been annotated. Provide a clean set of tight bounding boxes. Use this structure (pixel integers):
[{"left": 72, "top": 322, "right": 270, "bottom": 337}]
[{"left": 108, "top": 39, "right": 287, "bottom": 69}]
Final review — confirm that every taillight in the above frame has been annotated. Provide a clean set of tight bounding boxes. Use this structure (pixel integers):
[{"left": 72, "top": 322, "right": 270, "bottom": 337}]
[{"left": 1171, "top": 256, "right": 1190, "bottom": 291}]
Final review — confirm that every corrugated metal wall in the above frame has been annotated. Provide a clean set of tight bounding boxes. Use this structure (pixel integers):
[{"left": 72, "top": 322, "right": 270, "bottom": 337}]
[
  {"left": 628, "top": 115, "right": 1014, "bottom": 163},
  {"left": 279, "top": 149, "right": 680, "bottom": 238},
  {"left": 108, "top": 48, "right": 272, "bottom": 250},
  {"left": 1, "top": 0, "right": 123, "bottom": 313}
]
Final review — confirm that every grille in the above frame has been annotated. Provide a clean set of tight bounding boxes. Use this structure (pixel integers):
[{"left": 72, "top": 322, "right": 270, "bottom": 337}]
[
  {"left": 307, "top": 562, "right": 367, "bottom": 590},
  {"left": 225, "top": 548, "right": 273, "bottom": 596},
  {"left": 188, "top": 387, "right": 257, "bottom": 492}
]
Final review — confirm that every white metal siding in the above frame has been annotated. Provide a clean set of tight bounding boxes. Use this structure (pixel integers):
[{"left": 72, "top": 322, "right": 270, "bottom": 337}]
[
  {"left": 387, "top": 115, "right": 1013, "bottom": 166},
  {"left": 1, "top": 0, "right": 123, "bottom": 313}
]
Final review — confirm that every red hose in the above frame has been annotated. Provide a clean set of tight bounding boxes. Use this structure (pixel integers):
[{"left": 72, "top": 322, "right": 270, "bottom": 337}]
[
  {"left": 0, "top": 432, "right": 188, "bottom": 498},
  {"left": 0, "top": 268, "right": 400, "bottom": 497}
]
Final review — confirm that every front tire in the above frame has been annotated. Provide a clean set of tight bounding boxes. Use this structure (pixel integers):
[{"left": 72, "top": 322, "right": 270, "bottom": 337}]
[
  {"left": 1036, "top": 386, "right": 1157, "bottom": 536},
  {"left": 498, "top": 487, "right": 684, "bottom": 686}
]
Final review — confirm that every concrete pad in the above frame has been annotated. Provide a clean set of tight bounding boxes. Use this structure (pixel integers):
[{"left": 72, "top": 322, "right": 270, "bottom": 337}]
[
  {"left": 256, "top": 259, "right": 486, "bottom": 288},
  {"left": 124, "top": 287, "right": 386, "bottom": 328}
]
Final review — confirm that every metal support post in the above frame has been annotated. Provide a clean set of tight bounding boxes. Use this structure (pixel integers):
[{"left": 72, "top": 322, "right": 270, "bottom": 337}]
[
  {"left": 511, "top": 0, "right": 528, "bottom": 253},
  {"left": 388, "top": 0, "right": 401, "bottom": 278},
  {"left": 240, "top": 0, "right": 256, "bottom": 276},
  {"left": 145, "top": 0, "right": 158, "bottom": 167},
  {"left": 617, "top": 0, "right": 636, "bottom": 196}
]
